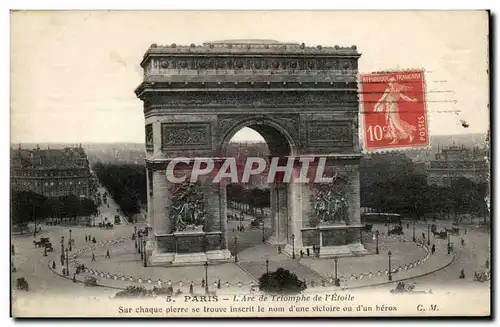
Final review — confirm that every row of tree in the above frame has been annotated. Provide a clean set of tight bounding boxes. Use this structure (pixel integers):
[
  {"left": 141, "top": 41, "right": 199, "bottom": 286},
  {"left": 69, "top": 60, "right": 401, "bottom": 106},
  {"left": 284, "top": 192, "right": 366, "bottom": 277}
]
[
  {"left": 92, "top": 162, "right": 147, "bottom": 220},
  {"left": 11, "top": 191, "right": 98, "bottom": 226},
  {"left": 226, "top": 184, "right": 270, "bottom": 217},
  {"left": 360, "top": 154, "right": 488, "bottom": 220}
]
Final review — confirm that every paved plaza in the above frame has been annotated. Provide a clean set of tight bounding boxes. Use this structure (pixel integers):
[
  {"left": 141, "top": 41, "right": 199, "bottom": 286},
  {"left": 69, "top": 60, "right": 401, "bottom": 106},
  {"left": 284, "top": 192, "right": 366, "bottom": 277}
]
[{"left": 11, "top": 193, "right": 491, "bottom": 300}]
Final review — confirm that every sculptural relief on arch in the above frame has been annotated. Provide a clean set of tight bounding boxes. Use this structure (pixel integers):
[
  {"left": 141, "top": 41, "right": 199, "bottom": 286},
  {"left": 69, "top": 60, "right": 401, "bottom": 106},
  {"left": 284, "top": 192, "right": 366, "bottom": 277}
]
[{"left": 135, "top": 39, "right": 367, "bottom": 266}]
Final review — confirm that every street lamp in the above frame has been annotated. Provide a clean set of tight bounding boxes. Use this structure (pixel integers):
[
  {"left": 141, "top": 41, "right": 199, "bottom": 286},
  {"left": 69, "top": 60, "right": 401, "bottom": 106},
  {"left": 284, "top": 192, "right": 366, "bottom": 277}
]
[
  {"left": 138, "top": 231, "right": 142, "bottom": 254},
  {"left": 134, "top": 226, "right": 137, "bottom": 249},
  {"left": 412, "top": 221, "right": 416, "bottom": 242},
  {"left": 234, "top": 236, "right": 238, "bottom": 263},
  {"left": 387, "top": 219, "right": 390, "bottom": 235},
  {"left": 388, "top": 250, "right": 392, "bottom": 281},
  {"left": 65, "top": 248, "right": 69, "bottom": 276},
  {"left": 143, "top": 238, "right": 147, "bottom": 267},
  {"left": 427, "top": 224, "right": 431, "bottom": 246},
  {"left": 262, "top": 215, "right": 266, "bottom": 243},
  {"left": 375, "top": 230, "right": 379, "bottom": 255},
  {"left": 139, "top": 233, "right": 143, "bottom": 260},
  {"left": 292, "top": 234, "right": 296, "bottom": 259},
  {"left": 265, "top": 259, "right": 269, "bottom": 275},
  {"left": 333, "top": 256, "right": 340, "bottom": 286},
  {"left": 69, "top": 229, "right": 72, "bottom": 251},
  {"left": 204, "top": 261, "right": 209, "bottom": 294},
  {"left": 447, "top": 232, "right": 451, "bottom": 254}
]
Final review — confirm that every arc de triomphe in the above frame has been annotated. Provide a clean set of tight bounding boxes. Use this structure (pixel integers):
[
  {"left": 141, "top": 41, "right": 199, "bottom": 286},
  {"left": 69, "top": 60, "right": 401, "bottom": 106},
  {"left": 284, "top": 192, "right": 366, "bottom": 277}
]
[{"left": 135, "top": 40, "right": 367, "bottom": 266}]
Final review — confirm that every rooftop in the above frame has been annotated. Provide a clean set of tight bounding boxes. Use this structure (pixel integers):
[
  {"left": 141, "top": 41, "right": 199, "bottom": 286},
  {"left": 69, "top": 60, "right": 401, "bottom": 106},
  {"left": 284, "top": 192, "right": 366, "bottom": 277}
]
[{"left": 11, "top": 146, "right": 90, "bottom": 170}]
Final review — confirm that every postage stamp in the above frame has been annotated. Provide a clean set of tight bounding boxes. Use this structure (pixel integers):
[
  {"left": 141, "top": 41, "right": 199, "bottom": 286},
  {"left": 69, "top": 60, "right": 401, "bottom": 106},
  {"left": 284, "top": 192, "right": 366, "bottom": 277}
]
[
  {"left": 9, "top": 11, "right": 490, "bottom": 319},
  {"left": 360, "top": 70, "right": 429, "bottom": 152}
]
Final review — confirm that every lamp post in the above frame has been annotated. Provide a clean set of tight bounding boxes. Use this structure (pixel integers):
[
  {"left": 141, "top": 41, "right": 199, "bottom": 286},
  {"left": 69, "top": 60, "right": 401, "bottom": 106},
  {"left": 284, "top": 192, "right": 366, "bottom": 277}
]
[
  {"left": 138, "top": 231, "right": 142, "bottom": 254},
  {"left": 387, "top": 219, "right": 390, "bottom": 235},
  {"left": 234, "top": 236, "right": 238, "bottom": 263},
  {"left": 139, "top": 233, "right": 143, "bottom": 260},
  {"left": 412, "top": 221, "right": 416, "bottom": 242},
  {"left": 204, "top": 261, "right": 209, "bottom": 294},
  {"left": 61, "top": 236, "right": 65, "bottom": 255},
  {"left": 427, "top": 224, "right": 431, "bottom": 246},
  {"left": 447, "top": 232, "right": 451, "bottom": 254},
  {"left": 333, "top": 256, "right": 340, "bottom": 286},
  {"left": 265, "top": 259, "right": 269, "bottom": 275},
  {"left": 143, "top": 238, "right": 147, "bottom": 267},
  {"left": 388, "top": 250, "right": 392, "bottom": 281},
  {"left": 375, "top": 230, "right": 379, "bottom": 255},
  {"left": 69, "top": 229, "right": 72, "bottom": 251},
  {"left": 292, "top": 234, "right": 296, "bottom": 259},
  {"left": 134, "top": 226, "right": 137, "bottom": 249},
  {"left": 65, "top": 248, "right": 69, "bottom": 276},
  {"left": 262, "top": 215, "right": 266, "bottom": 243}
]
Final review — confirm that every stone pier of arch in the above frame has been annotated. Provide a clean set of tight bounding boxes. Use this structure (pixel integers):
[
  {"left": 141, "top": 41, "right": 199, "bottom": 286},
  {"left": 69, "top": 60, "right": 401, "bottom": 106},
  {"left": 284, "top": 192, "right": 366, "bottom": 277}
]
[{"left": 135, "top": 40, "right": 368, "bottom": 266}]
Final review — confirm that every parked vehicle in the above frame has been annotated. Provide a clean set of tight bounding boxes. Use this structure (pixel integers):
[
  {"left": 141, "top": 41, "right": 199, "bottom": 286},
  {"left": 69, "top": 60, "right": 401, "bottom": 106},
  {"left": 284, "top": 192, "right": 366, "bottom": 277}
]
[
  {"left": 16, "top": 277, "right": 29, "bottom": 291},
  {"left": 389, "top": 226, "right": 404, "bottom": 235}
]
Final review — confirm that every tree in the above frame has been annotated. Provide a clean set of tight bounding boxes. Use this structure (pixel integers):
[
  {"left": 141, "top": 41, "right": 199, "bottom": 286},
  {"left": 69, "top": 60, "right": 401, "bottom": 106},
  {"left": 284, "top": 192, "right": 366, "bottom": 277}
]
[
  {"left": 249, "top": 188, "right": 270, "bottom": 217},
  {"left": 259, "top": 268, "right": 307, "bottom": 294},
  {"left": 92, "top": 162, "right": 146, "bottom": 220}
]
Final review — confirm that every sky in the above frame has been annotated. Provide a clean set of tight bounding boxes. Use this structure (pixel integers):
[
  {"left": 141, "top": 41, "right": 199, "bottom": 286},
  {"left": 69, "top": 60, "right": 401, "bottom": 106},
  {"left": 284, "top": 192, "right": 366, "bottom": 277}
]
[{"left": 10, "top": 11, "right": 490, "bottom": 143}]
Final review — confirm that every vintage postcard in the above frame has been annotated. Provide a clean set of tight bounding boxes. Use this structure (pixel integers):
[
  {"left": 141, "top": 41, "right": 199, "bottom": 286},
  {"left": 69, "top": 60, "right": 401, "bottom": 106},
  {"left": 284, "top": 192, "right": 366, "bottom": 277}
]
[{"left": 10, "top": 10, "right": 491, "bottom": 318}]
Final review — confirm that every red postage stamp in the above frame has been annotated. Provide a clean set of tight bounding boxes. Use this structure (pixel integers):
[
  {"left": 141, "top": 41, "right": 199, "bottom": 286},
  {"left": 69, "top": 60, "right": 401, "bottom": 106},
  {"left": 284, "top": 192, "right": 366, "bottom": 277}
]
[{"left": 360, "top": 69, "right": 429, "bottom": 151}]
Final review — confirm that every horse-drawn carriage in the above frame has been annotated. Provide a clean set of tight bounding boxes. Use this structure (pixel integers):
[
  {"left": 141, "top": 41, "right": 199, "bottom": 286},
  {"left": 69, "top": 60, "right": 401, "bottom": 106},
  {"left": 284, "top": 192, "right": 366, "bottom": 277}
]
[
  {"left": 389, "top": 226, "right": 404, "bottom": 236},
  {"left": 44, "top": 242, "right": 54, "bottom": 252},
  {"left": 34, "top": 237, "right": 51, "bottom": 248},
  {"left": 450, "top": 225, "right": 460, "bottom": 235},
  {"left": 16, "top": 277, "right": 29, "bottom": 291},
  {"left": 433, "top": 230, "right": 448, "bottom": 239}
]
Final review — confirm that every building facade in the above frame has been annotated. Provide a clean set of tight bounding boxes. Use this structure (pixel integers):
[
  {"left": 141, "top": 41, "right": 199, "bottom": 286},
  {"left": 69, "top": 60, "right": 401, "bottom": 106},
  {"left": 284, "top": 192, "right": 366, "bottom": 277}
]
[
  {"left": 11, "top": 145, "right": 95, "bottom": 199},
  {"left": 427, "top": 145, "right": 488, "bottom": 186}
]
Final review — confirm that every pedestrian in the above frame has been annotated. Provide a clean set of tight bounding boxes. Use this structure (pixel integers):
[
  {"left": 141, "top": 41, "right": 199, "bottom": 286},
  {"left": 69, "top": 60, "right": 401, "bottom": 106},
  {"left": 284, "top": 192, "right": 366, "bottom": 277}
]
[
  {"left": 307, "top": 248, "right": 310, "bottom": 257},
  {"left": 92, "top": 252, "right": 96, "bottom": 262},
  {"left": 92, "top": 237, "right": 96, "bottom": 244},
  {"left": 464, "top": 229, "right": 467, "bottom": 235},
  {"left": 85, "top": 235, "right": 88, "bottom": 242},
  {"left": 422, "top": 232, "right": 425, "bottom": 240},
  {"left": 431, "top": 244, "right": 436, "bottom": 255},
  {"left": 201, "top": 278, "right": 205, "bottom": 288},
  {"left": 73, "top": 273, "right": 77, "bottom": 283},
  {"left": 461, "top": 239, "right": 465, "bottom": 247},
  {"left": 278, "top": 245, "right": 282, "bottom": 254},
  {"left": 106, "top": 249, "right": 110, "bottom": 259},
  {"left": 52, "top": 261, "right": 56, "bottom": 270},
  {"left": 485, "top": 259, "right": 490, "bottom": 269},
  {"left": 11, "top": 244, "right": 15, "bottom": 256},
  {"left": 300, "top": 250, "right": 304, "bottom": 258},
  {"left": 459, "top": 269, "right": 465, "bottom": 279}
]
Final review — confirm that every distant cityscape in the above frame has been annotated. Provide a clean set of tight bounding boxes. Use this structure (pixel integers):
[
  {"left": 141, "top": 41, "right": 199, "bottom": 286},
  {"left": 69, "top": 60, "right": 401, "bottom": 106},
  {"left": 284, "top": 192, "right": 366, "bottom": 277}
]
[{"left": 12, "top": 132, "right": 490, "bottom": 195}]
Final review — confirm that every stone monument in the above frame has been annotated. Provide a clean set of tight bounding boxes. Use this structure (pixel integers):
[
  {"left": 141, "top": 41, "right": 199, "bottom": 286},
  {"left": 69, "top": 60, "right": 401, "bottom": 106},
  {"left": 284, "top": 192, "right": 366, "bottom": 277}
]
[{"left": 135, "top": 39, "right": 367, "bottom": 265}]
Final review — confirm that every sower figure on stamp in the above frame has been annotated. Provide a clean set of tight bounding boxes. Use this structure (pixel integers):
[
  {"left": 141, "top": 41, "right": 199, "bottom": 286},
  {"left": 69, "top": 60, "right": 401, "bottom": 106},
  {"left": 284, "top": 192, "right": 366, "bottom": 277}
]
[{"left": 374, "top": 77, "right": 418, "bottom": 145}]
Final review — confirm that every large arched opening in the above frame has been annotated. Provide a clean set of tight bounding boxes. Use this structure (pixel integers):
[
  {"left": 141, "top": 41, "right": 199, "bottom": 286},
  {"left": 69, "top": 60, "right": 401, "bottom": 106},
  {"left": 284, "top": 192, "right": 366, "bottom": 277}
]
[{"left": 221, "top": 120, "right": 299, "bottom": 257}]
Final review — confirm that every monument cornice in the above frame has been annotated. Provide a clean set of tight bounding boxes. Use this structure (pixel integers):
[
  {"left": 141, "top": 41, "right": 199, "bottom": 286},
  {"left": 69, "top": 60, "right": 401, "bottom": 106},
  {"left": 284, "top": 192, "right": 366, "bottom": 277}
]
[{"left": 140, "top": 41, "right": 360, "bottom": 67}]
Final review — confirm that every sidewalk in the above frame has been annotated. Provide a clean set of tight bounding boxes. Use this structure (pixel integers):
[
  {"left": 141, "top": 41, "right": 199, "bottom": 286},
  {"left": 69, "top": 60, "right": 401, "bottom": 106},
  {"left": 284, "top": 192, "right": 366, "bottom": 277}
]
[{"left": 72, "top": 239, "right": 255, "bottom": 288}]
